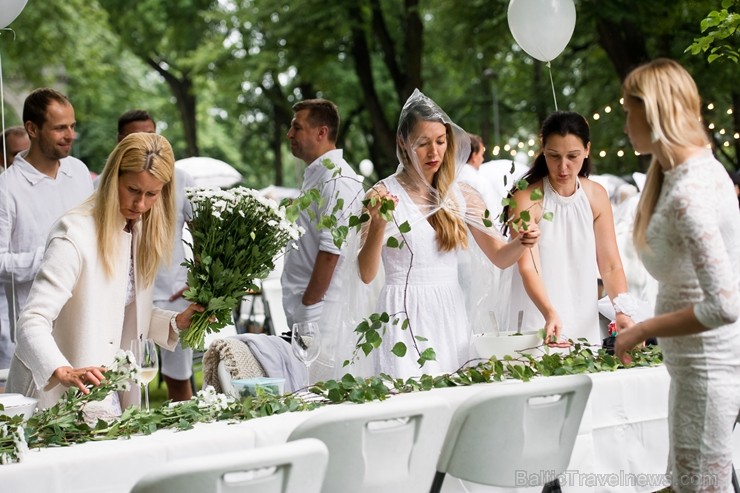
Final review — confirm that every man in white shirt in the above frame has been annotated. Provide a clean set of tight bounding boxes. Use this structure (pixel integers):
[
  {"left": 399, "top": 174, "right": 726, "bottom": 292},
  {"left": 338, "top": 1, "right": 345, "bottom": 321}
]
[
  {"left": 0, "top": 126, "right": 29, "bottom": 368},
  {"left": 282, "top": 99, "right": 363, "bottom": 330},
  {"left": 116, "top": 109, "right": 197, "bottom": 402},
  {"left": 0, "top": 88, "right": 93, "bottom": 346},
  {"left": 1, "top": 126, "right": 30, "bottom": 168},
  {"left": 457, "top": 133, "right": 499, "bottom": 218}
]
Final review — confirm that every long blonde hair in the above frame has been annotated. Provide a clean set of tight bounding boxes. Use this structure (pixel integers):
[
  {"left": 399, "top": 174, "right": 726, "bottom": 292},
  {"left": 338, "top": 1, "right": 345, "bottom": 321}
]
[
  {"left": 428, "top": 123, "right": 468, "bottom": 251},
  {"left": 623, "top": 58, "right": 710, "bottom": 248},
  {"left": 94, "top": 133, "right": 175, "bottom": 285},
  {"left": 397, "top": 105, "right": 468, "bottom": 252}
]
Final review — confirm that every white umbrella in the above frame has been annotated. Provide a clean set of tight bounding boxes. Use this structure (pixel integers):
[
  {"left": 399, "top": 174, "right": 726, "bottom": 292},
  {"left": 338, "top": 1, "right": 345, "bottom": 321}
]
[
  {"left": 259, "top": 185, "right": 301, "bottom": 202},
  {"left": 175, "top": 156, "right": 242, "bottom": 188}
]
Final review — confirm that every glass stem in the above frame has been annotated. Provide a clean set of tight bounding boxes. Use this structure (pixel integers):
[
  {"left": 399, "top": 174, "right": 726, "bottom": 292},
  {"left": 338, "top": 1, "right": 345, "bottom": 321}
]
[{"left": 144, "top": 385, "right": 150, "bottom": 412}]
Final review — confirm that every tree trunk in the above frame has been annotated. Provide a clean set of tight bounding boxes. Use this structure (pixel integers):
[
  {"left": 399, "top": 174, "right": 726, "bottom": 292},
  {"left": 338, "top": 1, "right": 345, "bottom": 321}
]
[
  {"left": 401, "top": 0, "right": 423, "bottom": 101},
  {"left": 347, "top": 3, "right": 398, "bottom": 176},
  {"left": 595, "top": 18, "right": 650, "bottom": 79},
  {"left": 147, "top": 58, "right": 199, "bottom": 157},
  {"left": 347, "top": 0, "right": 424, "bottom": 177}
]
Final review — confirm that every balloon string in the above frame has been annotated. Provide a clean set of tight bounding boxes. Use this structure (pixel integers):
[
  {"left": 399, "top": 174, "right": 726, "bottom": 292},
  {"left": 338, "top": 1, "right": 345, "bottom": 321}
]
[
  {"left": 546, "top": 61, "right": 558, "bottom": 111},
  {"left": 0, "top": 28, "right": 18, "bottom": 41}
]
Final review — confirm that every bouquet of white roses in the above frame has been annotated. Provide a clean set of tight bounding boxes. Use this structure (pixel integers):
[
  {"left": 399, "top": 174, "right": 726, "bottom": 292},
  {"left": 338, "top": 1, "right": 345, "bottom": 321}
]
[{"left": 181, "top": 186, "right": 303, "bottom": 350}]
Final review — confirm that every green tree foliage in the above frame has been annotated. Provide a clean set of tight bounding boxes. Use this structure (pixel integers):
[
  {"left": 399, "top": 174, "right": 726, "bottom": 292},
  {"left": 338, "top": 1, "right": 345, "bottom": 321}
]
[
  {"left": 688, "top": 0, "right": 740, "bottom": 63},
  {"left": 0, "top": 0, "right": 178, "bottom": 172},
  {"left": 1, "top": 1, "right": 738, "bottom": 180},
  {"left": 97, "top": 0, "right": 223, "bottom": 158}
]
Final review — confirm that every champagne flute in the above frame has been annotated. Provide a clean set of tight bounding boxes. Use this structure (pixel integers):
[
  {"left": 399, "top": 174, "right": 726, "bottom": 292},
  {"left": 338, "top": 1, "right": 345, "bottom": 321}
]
[
  {"left": 138, "top": 338, "right": 159, "bottom": 412},
  {"left": 291, "top": 322, "right": 320, "bottom": 389}
]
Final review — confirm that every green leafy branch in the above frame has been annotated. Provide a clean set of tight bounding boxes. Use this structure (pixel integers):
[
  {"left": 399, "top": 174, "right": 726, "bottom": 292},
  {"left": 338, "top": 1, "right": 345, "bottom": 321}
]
[
  {"left": 288, "top": 162, "right": 552, "bottom": 371},
  {"left": 313, "top": 342, "right": 663, "bottom": 403},
  {"left": 350, "top": 191, "right": 435, "bottom": 368},
  {"left": 686, "top": 0, "right": 740, "bottom": 63},
  {"left": 1, "top": 344, "right": 663, "bottom": 464},
  {"left": 283, "top": 159, "right": 367, "bottom": 250},
  {"left": 499, "top": 178, "right": 553, "bottom": 274}
]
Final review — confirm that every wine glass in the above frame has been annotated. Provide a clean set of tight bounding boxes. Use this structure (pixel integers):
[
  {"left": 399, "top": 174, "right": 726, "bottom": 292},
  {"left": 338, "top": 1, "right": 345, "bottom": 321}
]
[
  {"left": 137, "top": 338, "right": 159, "bottom": 412},
  {"left": 291, "top": 322, "right": 320, "bottom": 389}
]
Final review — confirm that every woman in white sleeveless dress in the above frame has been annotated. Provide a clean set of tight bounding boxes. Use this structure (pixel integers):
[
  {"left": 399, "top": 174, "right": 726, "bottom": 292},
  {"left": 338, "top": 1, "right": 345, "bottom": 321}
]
[
  {"left": 356, "top": 90, "right": 540, "bottom": 379},
  {"left": 504, "top": 112, "right": 633, "bottom": 345},
  {"left": 616, "top": 59, "right": 740, "bottom": 492}
]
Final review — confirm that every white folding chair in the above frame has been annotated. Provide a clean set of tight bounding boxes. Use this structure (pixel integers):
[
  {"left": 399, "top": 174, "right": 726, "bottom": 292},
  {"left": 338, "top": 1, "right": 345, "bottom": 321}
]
[
  {"left": 288, "top": 394, "right": 452, "bottom": 493},
  {"left": 130, "top": 438, "right": 328, "bottom": 493},
  {"left": 430, "top": 374, "right": 592, "bottom": 493}
]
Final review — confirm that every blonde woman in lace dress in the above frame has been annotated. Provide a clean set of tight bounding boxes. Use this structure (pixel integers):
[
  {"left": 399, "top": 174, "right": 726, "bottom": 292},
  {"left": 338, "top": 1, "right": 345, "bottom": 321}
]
[{"left": 615, "top": 58, "right": 740, "bottom": 492}]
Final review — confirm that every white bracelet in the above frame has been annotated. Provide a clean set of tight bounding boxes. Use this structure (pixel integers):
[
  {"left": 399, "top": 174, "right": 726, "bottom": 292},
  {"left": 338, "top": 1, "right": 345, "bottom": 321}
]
[
  {"left": 612, "top": 293, "right": 646, "bottom": 321},
  {"left": 170, "top": 315, "right": 181, "bottom": 335}
]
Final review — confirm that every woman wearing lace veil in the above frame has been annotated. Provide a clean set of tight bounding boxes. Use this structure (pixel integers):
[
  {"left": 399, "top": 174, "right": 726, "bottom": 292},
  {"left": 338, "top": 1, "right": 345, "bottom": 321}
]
[
  {"left": 333, "top": 89, "right": 539, "bottom": 380},
  {"left": 615, "top": 59, "right": 740, "bottom": 492}
]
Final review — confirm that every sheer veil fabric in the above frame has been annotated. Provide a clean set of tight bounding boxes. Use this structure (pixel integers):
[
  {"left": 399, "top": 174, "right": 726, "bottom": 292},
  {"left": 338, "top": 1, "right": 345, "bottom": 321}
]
[{"left": 312, "top": 90, "right": 514, "bottom": 382}]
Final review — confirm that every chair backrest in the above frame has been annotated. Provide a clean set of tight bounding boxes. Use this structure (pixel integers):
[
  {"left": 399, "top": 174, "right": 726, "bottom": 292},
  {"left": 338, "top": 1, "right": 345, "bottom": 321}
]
[
  {"left": 130, "top": 438, "right": 328, "bottom": 493},
  {"left": 288, "top": 394, "right": 451, "bottom": 493},
  {"left": 437, "top": 374, "right": 592, "bottom": 487}
]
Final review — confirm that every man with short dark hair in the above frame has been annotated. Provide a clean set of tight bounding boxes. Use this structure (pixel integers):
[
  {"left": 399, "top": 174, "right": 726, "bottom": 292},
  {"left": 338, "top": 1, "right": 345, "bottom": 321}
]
[
  {"left": 0, "top": 127, "right": 29, "bottom": 368},
  {"left": 1, "top": 126, "right": 30, "bottom": 168},
  {"left": 282, "top": 99, "right": 363, "bottom": 337},
  {"left": 117, "top": 109, "right": 157, "bottom": 140},
  {"left": 0, "top": 88, "right": 94, "bottom": 349}
]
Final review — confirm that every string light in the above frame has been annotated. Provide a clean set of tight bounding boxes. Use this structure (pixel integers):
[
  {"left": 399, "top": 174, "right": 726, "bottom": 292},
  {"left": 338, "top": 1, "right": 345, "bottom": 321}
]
[{"left": 490, "top": 99, "right": 736, "bottom": 163}]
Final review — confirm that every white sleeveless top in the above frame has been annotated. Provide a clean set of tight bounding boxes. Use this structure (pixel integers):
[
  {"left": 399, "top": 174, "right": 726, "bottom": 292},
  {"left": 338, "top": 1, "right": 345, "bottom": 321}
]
[{"left": 508, "top": 177, "right": 600, "bottom": 344}]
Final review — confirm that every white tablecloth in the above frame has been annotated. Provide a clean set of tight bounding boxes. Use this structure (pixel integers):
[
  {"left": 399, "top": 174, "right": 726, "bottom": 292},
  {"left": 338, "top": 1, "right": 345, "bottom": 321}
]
[
  {"left": 0, "top": 365, "right": 724, "bottom": 493},
  {"left": 0, "top": 421, "right": 256, "bottom": 493}
]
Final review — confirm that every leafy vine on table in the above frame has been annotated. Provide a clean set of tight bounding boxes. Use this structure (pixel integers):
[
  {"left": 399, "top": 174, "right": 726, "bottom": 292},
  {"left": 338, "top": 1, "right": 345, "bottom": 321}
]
[{"left": 0, "top": 342, "right": 662, "bottom": 464}]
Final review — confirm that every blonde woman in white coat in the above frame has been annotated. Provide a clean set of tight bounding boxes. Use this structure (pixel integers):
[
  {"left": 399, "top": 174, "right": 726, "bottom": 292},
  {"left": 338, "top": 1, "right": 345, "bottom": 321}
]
[{"left": 7, "top": 133, "right": 204, "bottom": 411}]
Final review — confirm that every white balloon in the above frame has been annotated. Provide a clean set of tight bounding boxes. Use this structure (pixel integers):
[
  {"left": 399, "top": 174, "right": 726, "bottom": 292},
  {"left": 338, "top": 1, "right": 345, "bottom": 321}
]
[
  {"left": 359, "top": 158, "right": 374, "bottom": 177},
  {"left": 0, "top": 0, "right": 28, "bottom": 30},
  {"left": 507, "top": 0, "right": 576, "bottom": 62}
]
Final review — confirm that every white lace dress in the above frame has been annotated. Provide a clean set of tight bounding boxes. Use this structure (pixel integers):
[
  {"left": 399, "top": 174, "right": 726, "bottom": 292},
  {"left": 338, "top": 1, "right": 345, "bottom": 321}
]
[
  {"left": 640, "top": 151, "right": 740, "bottom": 492},
  {"left": 509, "top": 177, "right": 600, "bottom": 343},
  {"left": 373, "top": 176, "right": 471, "bottom": 379}
]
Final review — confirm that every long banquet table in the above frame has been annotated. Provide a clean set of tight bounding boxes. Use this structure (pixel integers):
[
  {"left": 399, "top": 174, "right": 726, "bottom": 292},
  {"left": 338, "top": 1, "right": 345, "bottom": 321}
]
[{"left": 1, "top": 365, "right": 731, "bottom": 493}]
